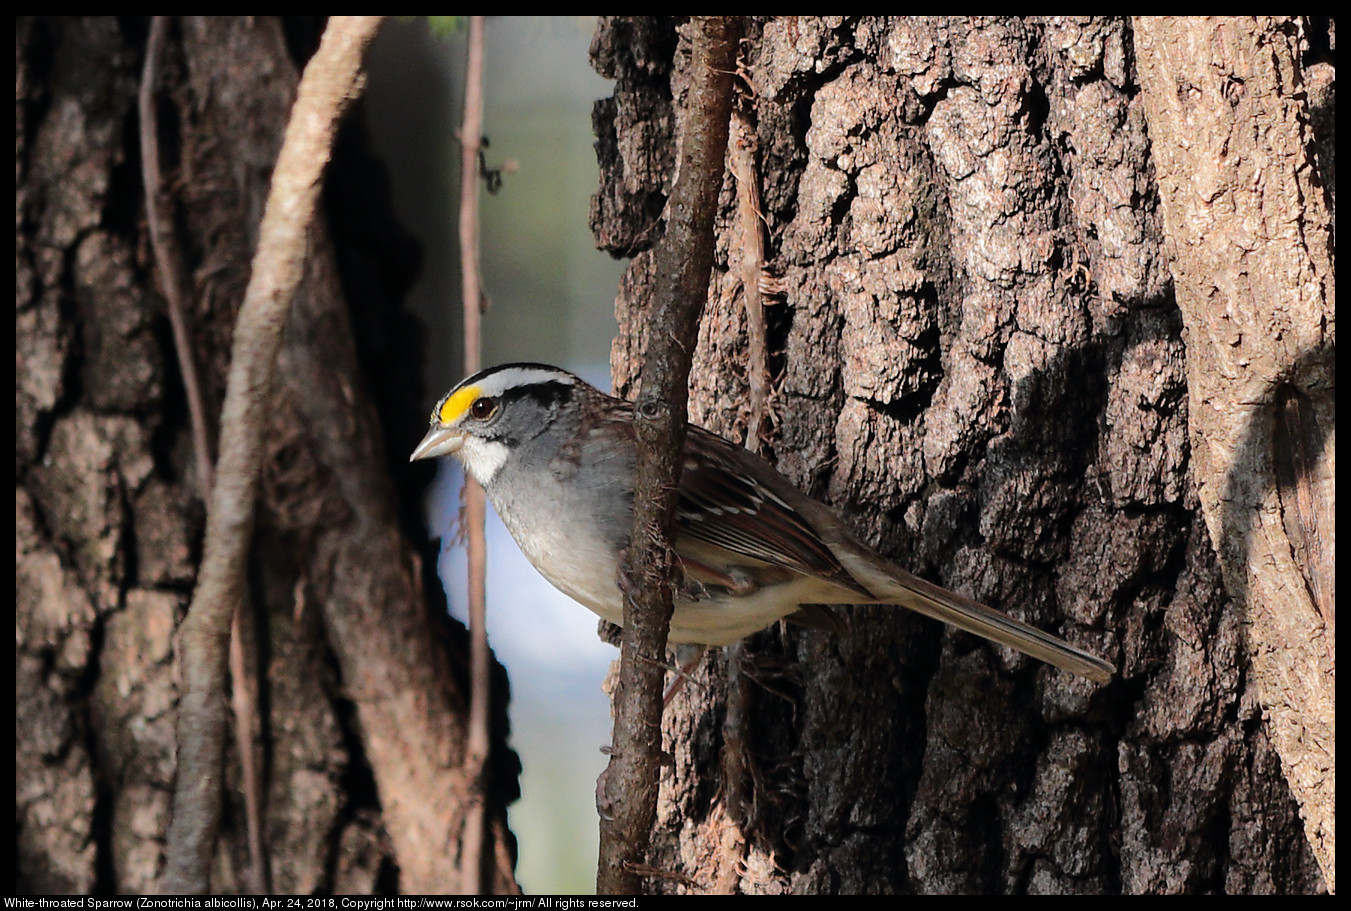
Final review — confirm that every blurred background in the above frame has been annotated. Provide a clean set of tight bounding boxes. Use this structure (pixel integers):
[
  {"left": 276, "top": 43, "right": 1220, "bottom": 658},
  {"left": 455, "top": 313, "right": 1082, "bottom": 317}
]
[{"left": 364, "top": 17, "right": 626, "bottom": 894}]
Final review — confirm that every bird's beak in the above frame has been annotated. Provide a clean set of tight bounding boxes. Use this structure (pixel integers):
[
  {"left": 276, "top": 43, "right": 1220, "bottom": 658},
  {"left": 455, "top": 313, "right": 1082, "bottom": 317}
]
[{"left": 409, "top": 425, "right": 464, "bottom": 462}]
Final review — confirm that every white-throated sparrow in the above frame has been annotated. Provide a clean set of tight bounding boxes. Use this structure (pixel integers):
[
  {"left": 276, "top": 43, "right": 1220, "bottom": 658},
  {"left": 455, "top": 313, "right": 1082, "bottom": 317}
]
[{"left": 411, "top": 363, "right": 1113, "bottom": 683}]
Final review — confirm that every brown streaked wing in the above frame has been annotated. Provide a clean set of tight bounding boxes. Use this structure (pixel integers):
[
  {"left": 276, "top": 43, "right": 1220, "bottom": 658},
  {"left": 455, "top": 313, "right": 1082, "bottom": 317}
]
[{"left": 675, "top": 427, "right": 872, "bottom": 598}]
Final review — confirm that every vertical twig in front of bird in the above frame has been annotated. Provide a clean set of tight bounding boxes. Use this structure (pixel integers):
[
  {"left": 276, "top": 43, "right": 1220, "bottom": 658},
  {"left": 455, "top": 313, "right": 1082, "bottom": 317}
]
[
  {"left": 596, "top": 16, "right": 744, "bottom": 896},
  {"left": 458, "top": 14, "right": 492, "bottom": 897}
]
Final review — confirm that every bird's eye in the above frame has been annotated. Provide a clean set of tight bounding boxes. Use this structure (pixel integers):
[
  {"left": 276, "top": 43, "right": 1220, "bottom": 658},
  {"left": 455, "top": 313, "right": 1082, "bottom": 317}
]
[{"left": 470, "top": 396, "right": 497, "bottom": 420}]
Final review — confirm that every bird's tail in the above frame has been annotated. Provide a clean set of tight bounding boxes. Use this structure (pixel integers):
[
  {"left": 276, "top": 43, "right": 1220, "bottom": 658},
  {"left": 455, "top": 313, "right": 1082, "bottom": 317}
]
[{"left": 867, "top": 566, "right": 1115, "bottom": 683}]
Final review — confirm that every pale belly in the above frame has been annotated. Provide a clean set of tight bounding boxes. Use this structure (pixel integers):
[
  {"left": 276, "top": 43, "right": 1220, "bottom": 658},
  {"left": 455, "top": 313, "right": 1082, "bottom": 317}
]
[
  {"left": 486, "top": 458, "right": 856, "bottom": 646},
  {"left": 494, "top": 491, "right": 815, "bottom": 646}
]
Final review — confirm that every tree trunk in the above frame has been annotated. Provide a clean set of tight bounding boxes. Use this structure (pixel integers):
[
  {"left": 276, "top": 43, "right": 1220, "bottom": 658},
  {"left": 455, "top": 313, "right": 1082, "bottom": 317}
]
[
  {"left": 591, "top": 15, "right": 1328, "bottom": 894},
  {"left": 16, "top": 16, "right": 518, "bottom": 894},
  {"left": 1132, "top": 17, "right": 1335, "bottom": 892}
]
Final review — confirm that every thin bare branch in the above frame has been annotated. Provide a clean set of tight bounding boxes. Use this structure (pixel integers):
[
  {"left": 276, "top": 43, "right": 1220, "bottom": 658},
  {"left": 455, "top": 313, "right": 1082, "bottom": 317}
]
[
  {"left": 140, "top": 16, "right": 214, "bottom": 493},
  {"left": 728, "top": 110, "right": 770, "bottom": 449},
  {"left": 458, "top": 14, "right": 492, "bottom": 896},
  {"left": 161, "top": 16, "right": 385, "bottom": 894},
  {"left": 596, "top": 16, "right": 743, "bottom": 896},
  {"left": 140, "top": 16, "right": 269, "bottom": 894}
]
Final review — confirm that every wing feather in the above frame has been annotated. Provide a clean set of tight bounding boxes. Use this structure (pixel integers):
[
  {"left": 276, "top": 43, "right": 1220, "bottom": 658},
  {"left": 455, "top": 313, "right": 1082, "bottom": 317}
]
[{"left": 674, "top": 428, "right": 872, "bottom": 598}]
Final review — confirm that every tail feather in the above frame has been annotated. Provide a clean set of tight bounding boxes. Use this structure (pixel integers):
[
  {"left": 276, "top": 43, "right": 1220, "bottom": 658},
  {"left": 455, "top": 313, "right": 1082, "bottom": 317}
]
[{"left": 871, "top": 568, "right": 1115, "bottom": 683}]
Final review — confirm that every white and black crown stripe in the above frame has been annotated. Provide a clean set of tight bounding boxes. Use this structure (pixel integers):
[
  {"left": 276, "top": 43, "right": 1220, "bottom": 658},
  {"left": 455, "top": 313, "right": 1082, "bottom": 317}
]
[
  {"left": 445, "top": 363, "right": 579, "bottom": 419},
  {"left": 457, "top": 363, "right": 578, "bottom": 396}
]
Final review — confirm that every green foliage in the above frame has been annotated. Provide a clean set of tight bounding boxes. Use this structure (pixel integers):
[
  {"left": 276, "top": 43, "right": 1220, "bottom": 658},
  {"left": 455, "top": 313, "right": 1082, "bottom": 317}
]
[{"left": 424, "top": 16, "right": 466, "bottom": 39}]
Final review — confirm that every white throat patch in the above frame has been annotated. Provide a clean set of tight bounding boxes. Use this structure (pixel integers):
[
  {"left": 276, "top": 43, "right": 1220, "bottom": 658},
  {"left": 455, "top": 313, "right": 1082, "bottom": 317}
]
[{"left": 457, "top": 435, "right": 510, "bottom": 486}]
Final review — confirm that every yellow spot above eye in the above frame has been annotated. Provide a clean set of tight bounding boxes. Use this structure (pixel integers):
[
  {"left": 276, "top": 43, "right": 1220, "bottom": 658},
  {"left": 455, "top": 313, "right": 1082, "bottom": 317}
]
[{"left": 438, "top": 385, "right": 482, "bottom": 425}]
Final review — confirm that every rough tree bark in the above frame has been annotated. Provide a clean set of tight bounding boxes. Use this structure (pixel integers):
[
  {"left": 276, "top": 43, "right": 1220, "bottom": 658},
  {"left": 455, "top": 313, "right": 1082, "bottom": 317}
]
[
  {"left": 1133, "top": 17, "right": 1335, "bottom": 892},
  {"left": 591, "top": 16, "right": 1328, "bottom": 894},
  {"left": 16, "top": 17, "right": 518, "bottom": 894}
]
